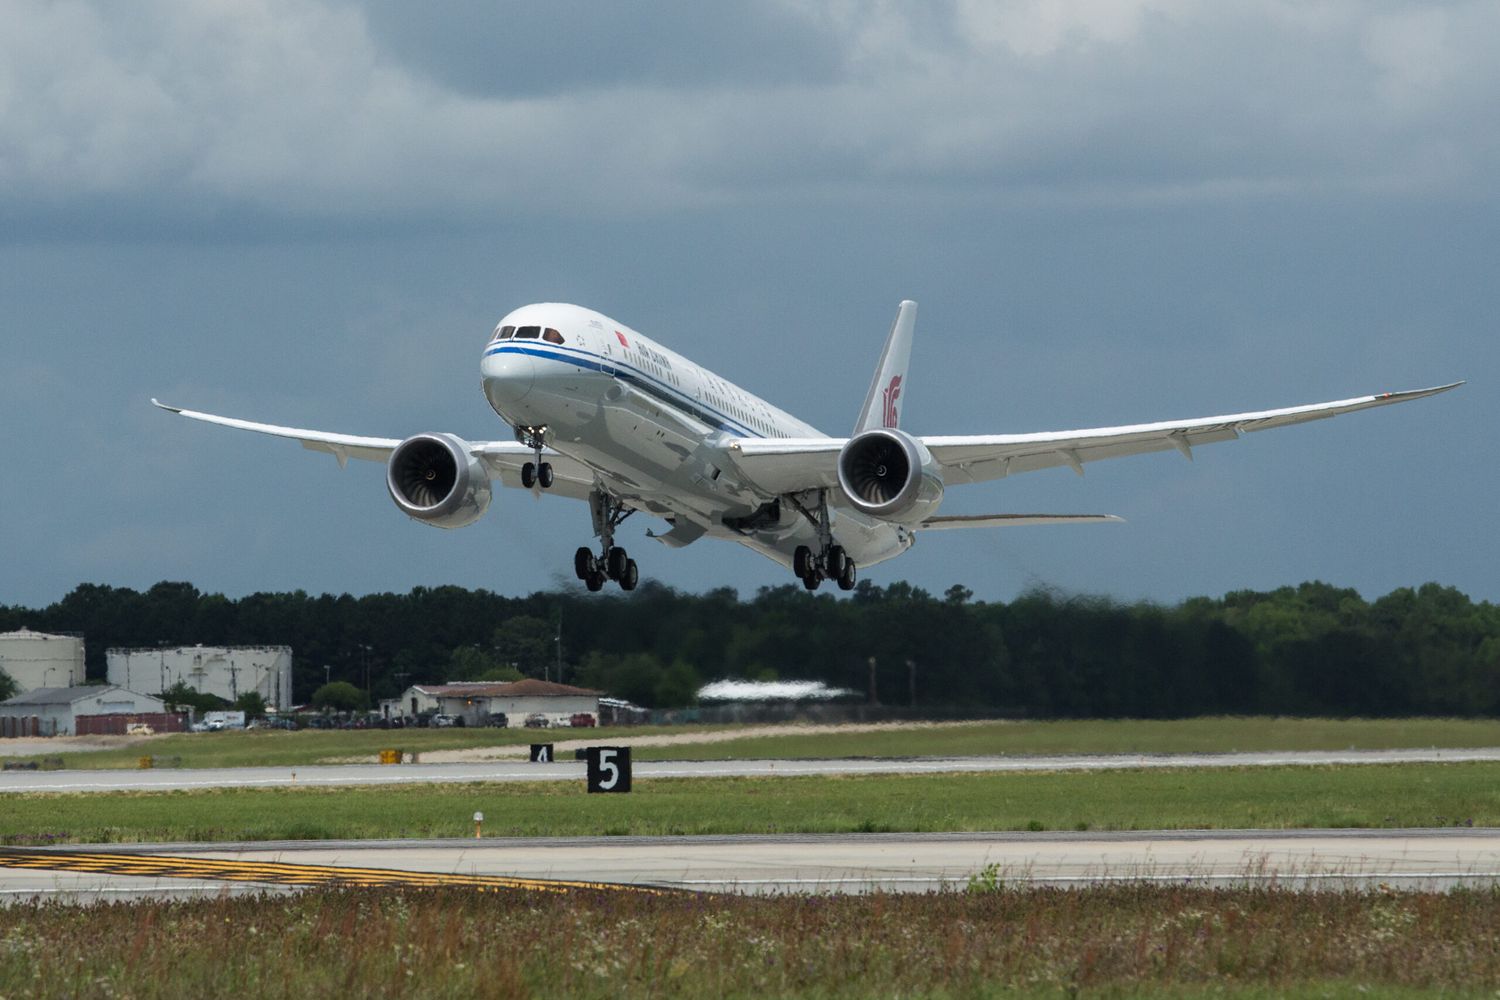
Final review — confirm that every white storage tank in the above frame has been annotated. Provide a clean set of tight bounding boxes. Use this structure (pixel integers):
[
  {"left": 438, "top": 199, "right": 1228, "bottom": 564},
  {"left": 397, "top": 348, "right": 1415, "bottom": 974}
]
[
  {"left": 106, "top": 645, "right": 294, "bottom": 710},
  {"left": 0, "top": 629, "right": 86, "bottom": 693}
]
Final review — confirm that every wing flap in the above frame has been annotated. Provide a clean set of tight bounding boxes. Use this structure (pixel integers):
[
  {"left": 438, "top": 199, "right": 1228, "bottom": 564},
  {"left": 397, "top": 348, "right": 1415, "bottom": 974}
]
[
  {"left": 726, "top": 438, "right": 843, "bottom": 494},
  {"left": 920, "top": 513, "right": 1124, "bottom": 530}
]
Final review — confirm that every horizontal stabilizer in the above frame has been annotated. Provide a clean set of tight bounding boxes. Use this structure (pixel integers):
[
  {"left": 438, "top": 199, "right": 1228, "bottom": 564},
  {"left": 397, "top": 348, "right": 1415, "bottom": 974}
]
[{"left": 919, "top": 513, "right": 1124, "bottom": 530}]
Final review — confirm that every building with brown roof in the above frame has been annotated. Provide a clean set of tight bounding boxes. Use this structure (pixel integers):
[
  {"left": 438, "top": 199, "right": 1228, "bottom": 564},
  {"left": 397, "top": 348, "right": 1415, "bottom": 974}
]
[{"left": 386, "top": 679, "right": 602, "bottom": 727}]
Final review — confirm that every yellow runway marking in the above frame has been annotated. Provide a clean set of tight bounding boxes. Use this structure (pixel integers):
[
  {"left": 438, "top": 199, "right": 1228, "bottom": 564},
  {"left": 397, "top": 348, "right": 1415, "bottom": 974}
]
[{"left": 0, "top": 847, "right": 673, "bottom": 895}]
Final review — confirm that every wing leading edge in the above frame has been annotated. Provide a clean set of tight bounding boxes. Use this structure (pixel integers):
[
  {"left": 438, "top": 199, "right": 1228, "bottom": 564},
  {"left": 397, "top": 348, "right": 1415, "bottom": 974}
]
[
  {"left": 727, "top": 382, "right": 1464, "bottom": 494},
  {"left": 150, "top": 399, "right": 595, "bottom": 498}
]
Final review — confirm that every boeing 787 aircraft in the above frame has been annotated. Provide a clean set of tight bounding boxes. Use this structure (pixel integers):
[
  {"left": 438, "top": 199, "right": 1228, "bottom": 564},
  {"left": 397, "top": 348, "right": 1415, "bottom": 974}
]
[{"left": 154, "top": 301, "right": 1459, "bottom": 592}]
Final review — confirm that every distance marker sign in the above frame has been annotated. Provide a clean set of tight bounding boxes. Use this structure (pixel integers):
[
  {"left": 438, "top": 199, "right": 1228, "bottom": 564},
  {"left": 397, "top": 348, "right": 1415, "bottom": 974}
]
[
  {"left": 529, "top": 744, "right": 553, "bottom": 763},
  {"left": 585, "top": 746, "right": 631, "bottom": 793}
]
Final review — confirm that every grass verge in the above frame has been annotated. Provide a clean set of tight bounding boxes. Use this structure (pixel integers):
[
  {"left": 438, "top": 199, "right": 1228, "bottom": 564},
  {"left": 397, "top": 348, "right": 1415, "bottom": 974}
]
[
  {"left": 11, "top": 723, "right": 732, "bottom": 770},
  {"left": 12, "top": 717, "right": 1500, "bottom": 771},
  {"left": 635, "top": 716, "right": 1500, "bottom": 760},
  {"left": 2, "top": 884, "right": 1497, "bottom": 998},
  {"left": 3, "top": 763, "right": 1499, "bottom": 845}
]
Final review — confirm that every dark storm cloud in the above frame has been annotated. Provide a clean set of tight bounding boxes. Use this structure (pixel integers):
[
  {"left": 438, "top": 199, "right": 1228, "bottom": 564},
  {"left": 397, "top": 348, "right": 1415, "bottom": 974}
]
[
  {"left": 356, "top": 0, "right": 848, "bottom": 97},
  {"left": 2, "top": 0, "right": 1496, "bottom": 232}
]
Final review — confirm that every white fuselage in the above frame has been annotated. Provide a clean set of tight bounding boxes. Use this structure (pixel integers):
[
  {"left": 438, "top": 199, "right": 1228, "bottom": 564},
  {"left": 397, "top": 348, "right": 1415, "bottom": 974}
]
[{"left": 479, "top": 303, "right": 913, "bottom": 570}]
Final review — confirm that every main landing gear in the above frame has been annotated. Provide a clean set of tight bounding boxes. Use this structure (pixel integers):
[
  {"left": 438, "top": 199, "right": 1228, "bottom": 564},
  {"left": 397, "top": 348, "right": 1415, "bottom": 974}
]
[
  {"left": 516, "top": 425, "right": 554, "bottom": 490},
  {"left": 788, "top": 490, "right": 857, "bottom": 592},
  {"left": 574, "top": 489, "right": 638, "bottom": 592}
]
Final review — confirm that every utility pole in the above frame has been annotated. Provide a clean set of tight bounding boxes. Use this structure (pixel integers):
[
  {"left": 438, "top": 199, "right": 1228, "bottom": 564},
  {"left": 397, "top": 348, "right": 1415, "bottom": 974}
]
[
  {"left": 555, "top": 608, "right": 564, "bottom": 685},
  {"left": 867, "top": 656, "right": 879, "bottom": 706}
]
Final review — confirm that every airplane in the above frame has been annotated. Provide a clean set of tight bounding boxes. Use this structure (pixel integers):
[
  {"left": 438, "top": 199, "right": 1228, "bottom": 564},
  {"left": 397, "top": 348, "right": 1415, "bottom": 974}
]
[{"left": 153, "top": 301, "right": 1460, "bottom": 593}]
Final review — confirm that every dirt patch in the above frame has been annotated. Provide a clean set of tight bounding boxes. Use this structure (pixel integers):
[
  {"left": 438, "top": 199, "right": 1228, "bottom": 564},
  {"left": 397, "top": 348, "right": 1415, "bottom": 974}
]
[
  {"left": 0, "top": 734, "right": 153, "bottom": 756},
  {"left": 412, "top": 720, "right": 991, "bottom": 764}
]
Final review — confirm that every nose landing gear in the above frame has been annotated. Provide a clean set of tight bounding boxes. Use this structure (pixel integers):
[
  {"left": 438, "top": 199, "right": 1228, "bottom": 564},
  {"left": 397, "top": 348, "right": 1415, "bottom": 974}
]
[
  {"left": 575, "top": 489, "right": 638, "bottom": 591},
  {"left": 516, "top": 425, "right": 554, "bottom": 490}
]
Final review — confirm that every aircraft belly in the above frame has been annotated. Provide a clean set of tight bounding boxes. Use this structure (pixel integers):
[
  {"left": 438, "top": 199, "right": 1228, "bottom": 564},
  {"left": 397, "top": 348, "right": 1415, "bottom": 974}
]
[{"left": 522, "top": 367, "right": 910, "bottom": 572}]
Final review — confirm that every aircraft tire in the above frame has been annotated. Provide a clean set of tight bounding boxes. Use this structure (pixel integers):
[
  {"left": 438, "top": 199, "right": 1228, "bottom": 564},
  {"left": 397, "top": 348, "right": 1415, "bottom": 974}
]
[
  {"left": 802, "top": 572, "right": 821, "bottom": 591},
  {"left": 573, "top": 547, "right": 594, "bottom": 580},
  {"left": 793, "top": 546, "right": 813, "bottom": 579},
  {"left": 538, "top": 463, "right": 554, "bottom": 489},
  {"left": 521, "top": 462, "right": 536, "bottom": 489},
  {"left": 585, "top": 572, "right": 605, "bottom": 593},
  {"left": 826, "top": 545, "right": 847, "bottom": 579},
  {"left": 838, "top": 558, "right": 857, "bottom": 591},
  {"left": 607, "top": 546, "right": 629, "bottom": 580},
  {"left": 621, "top": 559, "right": 639, "bottom": 591}
]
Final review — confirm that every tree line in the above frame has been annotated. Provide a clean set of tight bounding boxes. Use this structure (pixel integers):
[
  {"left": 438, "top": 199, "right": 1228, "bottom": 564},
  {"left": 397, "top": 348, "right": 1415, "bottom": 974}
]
[{"left": 2, "top": 579, "right": 1497, "bottom": 717}]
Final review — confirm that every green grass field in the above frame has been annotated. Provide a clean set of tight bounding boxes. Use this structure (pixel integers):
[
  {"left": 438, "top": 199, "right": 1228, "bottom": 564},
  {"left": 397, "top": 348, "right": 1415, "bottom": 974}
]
[
  {"left": 14, "top": 717, "right": 1500, "bottom": 771},
  {"left": 2, "top": 884, "right": 1496, "bottom": 998},
  {"left": 636, "top": 716, "right": 1500, "bottom": 760},
  {"left": 15, "top": 723, "right": 732, "bottom": 770},
  {"left": 3, "top": 763, "right": 1498, "bottom": 845}
]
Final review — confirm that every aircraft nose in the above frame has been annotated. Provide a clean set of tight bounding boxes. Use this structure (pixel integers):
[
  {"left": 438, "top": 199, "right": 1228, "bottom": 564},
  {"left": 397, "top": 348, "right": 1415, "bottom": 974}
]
[{"left": 482, "top": 347, "right": 535, "bottom": 410}]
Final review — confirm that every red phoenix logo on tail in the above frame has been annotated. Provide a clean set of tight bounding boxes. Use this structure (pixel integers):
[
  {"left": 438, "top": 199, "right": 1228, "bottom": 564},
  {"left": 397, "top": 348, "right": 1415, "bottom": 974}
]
[{"left": 882, "top": 375, "right": 902, "bottom": 428}]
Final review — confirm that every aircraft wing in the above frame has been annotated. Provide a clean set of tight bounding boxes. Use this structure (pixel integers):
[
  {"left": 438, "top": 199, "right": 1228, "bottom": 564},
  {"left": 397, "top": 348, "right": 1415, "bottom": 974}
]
[
  {"left": 726, "top": 383, "right": 1462, "bottom": 493},
  {"left": 151, "top": 400, "right": 595, "bottom": 499}
]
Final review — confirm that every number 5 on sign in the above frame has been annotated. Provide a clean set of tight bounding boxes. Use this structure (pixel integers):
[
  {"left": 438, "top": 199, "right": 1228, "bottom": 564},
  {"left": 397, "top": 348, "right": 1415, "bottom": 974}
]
[{"left": 585, "top": 746, "right": 631, "bottom": 793}]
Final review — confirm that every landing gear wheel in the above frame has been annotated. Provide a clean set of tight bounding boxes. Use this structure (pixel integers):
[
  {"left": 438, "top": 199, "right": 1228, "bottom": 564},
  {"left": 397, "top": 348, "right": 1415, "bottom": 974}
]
[
  {"left": 621, "top": 559, "right": 639, "bottom": 591},
  {"left": 838, "top": 557, "right": 857, "bottom": 591},
  {"left": 573, "top": 547, "right": 595, "bottom": 581},
  {"left": 793, "top": 545, "right": 814, "bottom": 579},
  {"left": 585, "top": 572, "right": 605, "bottom": 593},
  {"left": 606, "top": 546, "right": 630, "bottom": 580},
  {"left": 826, "top": 545, "right": 847, "bottom": 580},
  {"left": 521, "top": 462, "right": 536, "bottom": 489},
  {"left": 802, "top": 572, "right": 822, "bottom": 591},
  {"left": 538, "top": 463, "right": 554, "bottom": 489}
]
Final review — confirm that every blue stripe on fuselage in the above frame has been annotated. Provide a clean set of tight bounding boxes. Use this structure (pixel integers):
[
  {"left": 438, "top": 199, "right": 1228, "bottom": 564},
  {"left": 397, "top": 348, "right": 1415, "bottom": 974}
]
[{"left": 484, "top": 342, "right": 762, "bottom": 439}]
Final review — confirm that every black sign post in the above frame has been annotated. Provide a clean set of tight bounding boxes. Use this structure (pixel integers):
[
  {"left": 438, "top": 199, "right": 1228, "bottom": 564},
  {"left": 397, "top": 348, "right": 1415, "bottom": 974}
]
[
  {"left": 585, "top": 746, "right": 631, "bottom": 793},
  {"left": 529, "top": 743, "right": 554, "bottom": 763}
]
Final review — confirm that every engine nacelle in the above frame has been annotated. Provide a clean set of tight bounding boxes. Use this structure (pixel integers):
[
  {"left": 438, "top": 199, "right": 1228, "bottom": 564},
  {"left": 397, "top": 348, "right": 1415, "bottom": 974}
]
[
  {"left": 836, "top": 428, "right": 944, "bottom": 524},
  {"left": 386, "top": 433, "right": 492, "bottom": 529}
]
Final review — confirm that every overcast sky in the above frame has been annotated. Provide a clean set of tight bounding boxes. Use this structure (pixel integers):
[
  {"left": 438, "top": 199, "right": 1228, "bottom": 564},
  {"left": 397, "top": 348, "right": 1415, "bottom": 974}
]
[{"left": 2, "top": 0, "right": 1495, "bottom": 609}]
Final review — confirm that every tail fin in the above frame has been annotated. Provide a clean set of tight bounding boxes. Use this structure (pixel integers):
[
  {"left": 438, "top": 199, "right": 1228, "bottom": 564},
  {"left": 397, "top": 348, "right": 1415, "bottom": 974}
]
[{"left": 853, "top": 300, "right": 917, "bottom": 434}]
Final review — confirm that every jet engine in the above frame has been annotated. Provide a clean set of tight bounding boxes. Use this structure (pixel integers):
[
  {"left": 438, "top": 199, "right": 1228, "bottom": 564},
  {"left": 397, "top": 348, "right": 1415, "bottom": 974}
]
[
  {"left": 386, "top": 433, "right": 492, "bottom": 529},
  {"left": 836, "top": 428, "right": 944, "bottom": 524}
]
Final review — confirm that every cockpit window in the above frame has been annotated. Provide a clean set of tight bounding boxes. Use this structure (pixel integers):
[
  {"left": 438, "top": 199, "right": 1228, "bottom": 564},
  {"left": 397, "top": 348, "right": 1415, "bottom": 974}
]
[
  {"left": 494, "top": 325, "right": 514, "bottom": 341},
  {"left": 515, "top": 326, "right": 541, "bottom": 339},
  {"left": 542, "top": 328, "right": 564, "bottom": 344}
]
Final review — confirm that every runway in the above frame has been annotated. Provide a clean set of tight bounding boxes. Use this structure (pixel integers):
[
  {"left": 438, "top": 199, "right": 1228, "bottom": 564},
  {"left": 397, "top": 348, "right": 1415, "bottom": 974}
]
[
  {"left": 4, "top": 746, "right": 1500, "bottom": 794},
  {"left": 4, "top": 829, "right": 1499, "bottom": 901}
]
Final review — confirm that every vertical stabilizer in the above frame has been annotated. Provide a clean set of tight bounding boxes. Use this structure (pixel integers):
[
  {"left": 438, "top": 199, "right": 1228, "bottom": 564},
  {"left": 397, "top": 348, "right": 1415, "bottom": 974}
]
[{"left": 853, "top": 300, "right": 917, "bottom": 434}]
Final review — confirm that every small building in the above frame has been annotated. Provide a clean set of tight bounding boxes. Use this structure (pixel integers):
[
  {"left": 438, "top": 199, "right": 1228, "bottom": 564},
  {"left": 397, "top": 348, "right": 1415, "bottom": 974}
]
[
  {"left": 0, "top": 686, "right": 168, "bottom": 737},
  {"left": 0, "top": 629, "right": 86, "bottom": 693},
  {"left": 106, "top": 645, "right": 294, "bottom": 710},
  {"left": 391, "top": 680, "right": 601, "bottom": 727}
]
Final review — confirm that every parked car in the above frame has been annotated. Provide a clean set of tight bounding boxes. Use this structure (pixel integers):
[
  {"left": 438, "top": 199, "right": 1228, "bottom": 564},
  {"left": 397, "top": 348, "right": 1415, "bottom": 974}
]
[
  {"left": 484, "top": 712, "right": 509, "bottom": 728},
  {"left": 125, "top": 723, "right": 155, "bottom": 736},
  {"left": 432, "top": 714, "right": 459, "bottom": 728},
  {"left": 569, "top": 713, "right": 597, "bottom": 728},
  {"left": 523, "top": 713, "right": 549, "bottom": 729}
]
